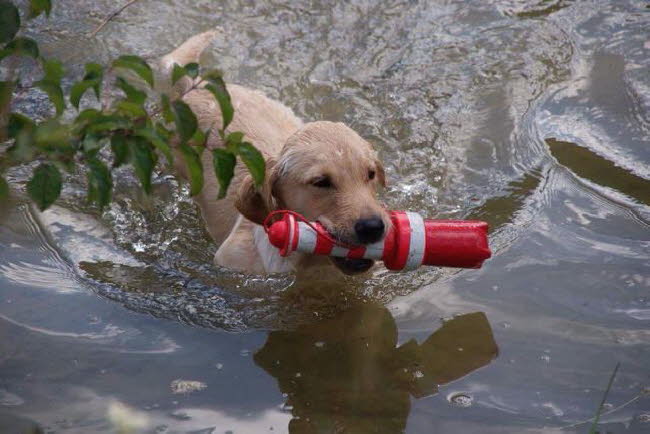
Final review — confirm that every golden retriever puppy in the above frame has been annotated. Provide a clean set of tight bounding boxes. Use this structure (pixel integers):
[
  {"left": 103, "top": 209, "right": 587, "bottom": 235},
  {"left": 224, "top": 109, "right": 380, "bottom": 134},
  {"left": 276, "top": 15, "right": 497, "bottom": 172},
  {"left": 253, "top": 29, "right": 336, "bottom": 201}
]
[{"left": 162, "top": 31, "right": 390, "bottom": 275}]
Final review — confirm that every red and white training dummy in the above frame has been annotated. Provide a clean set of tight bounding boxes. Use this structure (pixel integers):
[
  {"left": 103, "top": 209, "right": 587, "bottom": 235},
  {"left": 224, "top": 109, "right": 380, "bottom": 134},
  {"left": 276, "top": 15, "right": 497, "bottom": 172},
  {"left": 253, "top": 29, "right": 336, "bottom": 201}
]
[{"left": 264, "top": 210, "right": 492, "bottom": 271}]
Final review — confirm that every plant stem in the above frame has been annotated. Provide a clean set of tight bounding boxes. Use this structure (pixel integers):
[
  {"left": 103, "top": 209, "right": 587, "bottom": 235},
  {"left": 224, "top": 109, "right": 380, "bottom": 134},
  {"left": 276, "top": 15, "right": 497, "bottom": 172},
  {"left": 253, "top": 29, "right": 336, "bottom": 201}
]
[{"left": 90, "top": 0, "right": 142, "bottom": 37}]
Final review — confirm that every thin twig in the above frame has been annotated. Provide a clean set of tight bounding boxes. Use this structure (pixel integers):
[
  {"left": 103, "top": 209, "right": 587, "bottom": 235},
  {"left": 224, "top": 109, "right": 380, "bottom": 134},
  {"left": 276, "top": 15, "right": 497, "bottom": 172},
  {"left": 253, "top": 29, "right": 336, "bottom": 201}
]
[
  {"left": 589, "top": 362, "right": 620, "bottom": 434},
  {"left": 90, "top": 0, "right": 142, "bottom": 37},
  {"left": 561, "top": 394, "right": 642, "bottom": 430}
]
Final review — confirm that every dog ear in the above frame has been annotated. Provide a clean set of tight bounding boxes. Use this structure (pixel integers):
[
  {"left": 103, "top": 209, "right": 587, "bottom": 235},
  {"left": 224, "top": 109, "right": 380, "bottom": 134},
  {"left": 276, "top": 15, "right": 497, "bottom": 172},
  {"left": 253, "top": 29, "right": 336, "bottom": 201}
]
[
  {"left": 375, "top": 159, "right": 387, "bottom": 188},
  {"left": 235, "top": 159, "right": 280, "bottom": 225}
]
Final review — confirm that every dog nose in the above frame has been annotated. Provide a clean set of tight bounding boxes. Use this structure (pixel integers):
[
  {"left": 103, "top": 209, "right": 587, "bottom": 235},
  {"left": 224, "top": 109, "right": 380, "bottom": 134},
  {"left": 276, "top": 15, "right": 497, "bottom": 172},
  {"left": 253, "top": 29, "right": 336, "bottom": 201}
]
[{"left": 354, "top": 217, "right": 385, "bottom": 244}]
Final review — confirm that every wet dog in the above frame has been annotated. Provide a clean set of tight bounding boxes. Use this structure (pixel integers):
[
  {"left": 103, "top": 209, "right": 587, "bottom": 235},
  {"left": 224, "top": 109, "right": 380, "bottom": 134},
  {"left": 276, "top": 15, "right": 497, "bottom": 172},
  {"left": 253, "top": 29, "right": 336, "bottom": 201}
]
[{"left": 162, "top": 32, "right": 389, "bottom": 275}]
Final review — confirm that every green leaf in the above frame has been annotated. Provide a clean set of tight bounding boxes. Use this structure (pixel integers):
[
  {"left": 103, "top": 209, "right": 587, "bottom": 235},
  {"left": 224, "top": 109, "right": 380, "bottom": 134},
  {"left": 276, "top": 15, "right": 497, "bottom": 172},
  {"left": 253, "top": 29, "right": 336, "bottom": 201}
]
[
  {"left": 6, "top": 113, "right": 36, "bottom": 161},
  {"left": 130, "top": 136, "right": 155, "bottom": 194},
  {"left": 160, "top": 94, "right": 173, "bottom": 124},
  {"left": 34, "top": 119, "right": 71, "bottom": 149},
  {"left": 83, "top": 63, "right": 103, "bottom": 98},
  {"left": 85, "top": 114, "right": 131, "bottom": 134},
  {"left": 235, "top": 141, "right": 265, "bottom": 186},
  {"left": 0, "top": 80, "right": 13, "bottom": 110},
  {"left": 7, "top": 112, "right": 34, "bottom": 139},
  {"left": 0, "top": 37, "right": 40, "bottom": 61},
  {"left": 0, "top": 175, "right": 9, "bottom": 200},
  {"left": 113, "top": 55, "right": 154, "bottom": 88},
  {"left": 115, "top": 77, "right": 146, "bottom": 105},
  {"left": 171, "top": 100, "right": 197, "bottom": 143},
  {"left": 171, "top": 63, "right": 186, "bottom": 85},
  {"left": 185, "top": 63, "right": 199, "bottom": 79},
  {"left": 134, "top": 127, "right": 173, "bottom": 165},
  {"left": 27, "top": 163, "right": 62, "bottom": 211},
  {"left": 110, "top": 134, "right": 129, "bottom": 168},
  {"left": 212, "top": 148, "right": 236, "bottom": 199},
  {"left": 82, "top": 133, "right": 103, "bottom": 155},
  {"left": 29, "top": 0, "right": 52, "bottom": 18},
  {"left": 178, "top": 143, "right": 203, "bottom": 196},
  {"left": 70, "top": 80, "right": 95, "bottom": 109},
  {"left": 205, "top": 81, "right": 233, "bottom": 131},
  {"left": 224, "top": 131, "right": 244, "bottom": 149},
  {"left": 171, "top": 62, "right": 199, "bottom": 85},
  {"left": 0, "top": 1, "right": 20, "bottom": 44},
  {"left": 36, "top": 80, "right": 65, "bottom": 116},
  {"left": 86, "top": 157, "right": 112, "bottom": 211},
  {"left": 115, "top": 100, "right": 147, "bottom": 118},
  {"left": 42, "top": 59, "right": 64, "bottom": 84}
]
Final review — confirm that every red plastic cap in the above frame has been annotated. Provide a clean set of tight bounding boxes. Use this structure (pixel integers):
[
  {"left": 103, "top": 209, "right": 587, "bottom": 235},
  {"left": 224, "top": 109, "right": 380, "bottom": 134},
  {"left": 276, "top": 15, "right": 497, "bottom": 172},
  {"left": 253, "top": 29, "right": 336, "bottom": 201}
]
[
  {"left": 268, "top": 220, "right": 289, "bottom": 253},
  {"left": 422, "top": 220, "right": 491, "bottom": 268}
]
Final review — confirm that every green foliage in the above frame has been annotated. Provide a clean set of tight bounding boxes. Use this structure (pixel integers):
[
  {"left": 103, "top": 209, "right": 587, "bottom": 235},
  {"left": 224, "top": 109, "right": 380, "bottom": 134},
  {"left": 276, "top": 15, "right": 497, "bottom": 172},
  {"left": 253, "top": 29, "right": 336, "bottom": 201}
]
[
  {"left": 212, "top": 148, "right": 236, "bottom": 199},
  {"left": 178, "top": 142, "right": 204, "bottom": 196},
  {"left": 70, "top": 63, "right": 103, "bottom": 108},
  {"left": 171, "top": 62, "right": 199, "bottom": 85},
  {"left": 0, "top": 175, "right": 8, "bottom": 198},
  {"left": 113, "top": 55, "right": 154, "bottom": 87},
  {"left": 26, "top": 163, "right": 61, "bottom": 210},
  {"left": 0, "top": 0, "right": 264, "bottom": 210},
  {"left": 0, "top": 1, "right": 20, "bottom": 44},
  {"left": 29, "top": 0, "right": 52, "bottom": 18},
  {"left": 0, "top": 37, "right": 39, "bottom": 60}
]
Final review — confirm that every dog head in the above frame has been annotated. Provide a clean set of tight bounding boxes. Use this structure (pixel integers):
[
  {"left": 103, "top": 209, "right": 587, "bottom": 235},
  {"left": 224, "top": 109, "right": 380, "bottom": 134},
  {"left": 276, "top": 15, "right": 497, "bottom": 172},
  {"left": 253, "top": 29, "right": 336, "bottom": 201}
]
[{"left": 236, "top": 121, "right": 389, "bottom": 274}]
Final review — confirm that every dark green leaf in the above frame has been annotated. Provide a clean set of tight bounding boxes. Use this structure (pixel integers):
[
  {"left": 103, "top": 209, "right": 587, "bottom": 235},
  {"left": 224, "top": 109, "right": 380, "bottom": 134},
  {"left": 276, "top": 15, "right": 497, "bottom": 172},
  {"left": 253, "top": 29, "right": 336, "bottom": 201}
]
[
  {"left": 0, "top": 37, "right": 40, "bottom": 61},
  {"left": 212, "top": 148, "right": 236, "bottom": 199},
  {"left": 36, "top": 80, "right": 65, "bottom": 116},
  {"left": 160, "top": 94, "right": 173, "bottom": 124},
  {"left": 225, "top": 131, "right": 244, "bottom": 149},
  {"left": 130, "top": 136, "right": 155, "bottom": 194},
  {"left": 7, "top": 113, "right": 36, "bottom": 161},
  {"left": 82, "top": 133, "right": 103, "bottom": 155},
  {"left": 115, "top": 100, "right": 147, "bottom": 118},
  {"left": 185, "top": 63, "right": 199, "bottom": 79},
  {"left": 171, "top": 100, "right": 197, "bottom": 143},
  {"left": 33, "top": 120, "right": 72, "bottom": 151},
  {"left": 134, "top": 127, "right": 173, "bottom": 165},
  {"left": 0, "top": 80, "right": 13, "bottom": 110},
  {"left": 83, "top": 63, "right": 103, "bottom": 98},
  {"left": 205, "top": 81, "right": 233, "bottom": 131},
  {"left": 171, "top": 62, "right": 199, "bottom": 85},
  {"left": 113, "top": 55, "right": 154, "bottom": 88},
  {"left": 191, "top": 128, "right": 207, "bottom": 147},
  {"left": 178, "top": 142, "right": 203, "bottom": 196},
  {"left": 235, "top": 141, "right": 265, "bottom": 186},
  {"left": 0, "top": 175, "right": 9, "bottom": 199},
  {"left": 70, "top": 80, "right": 96, "bottom": 109},
  {"left": 115, "top": 77, "right": 146, "bottom": 105},
  {"left": 110, "top": 134, "right": 129, "bottom": 168},
  {"left": 85, "top": 114, "right": 131, "bottom": 133},
  {"left": 0, "top": 1, "right": 20, "bottom": 44},
  {"left": 171, "top": 64, "right": 186, "bottom": 85},
  {"left": 29, "top": 0, "right": 52, "bottom": 18},
  {"left": 7, "top": 113, "right": 34, "bottom": 139},
  {"left": 86, "top": 157, "right": 112, "bottom": 211},
  {"left": 27, "top": 163, "right": 62, "bottom": 211},
  {"left": 41, "top": 59, "right": 64, "bottom": 84}
]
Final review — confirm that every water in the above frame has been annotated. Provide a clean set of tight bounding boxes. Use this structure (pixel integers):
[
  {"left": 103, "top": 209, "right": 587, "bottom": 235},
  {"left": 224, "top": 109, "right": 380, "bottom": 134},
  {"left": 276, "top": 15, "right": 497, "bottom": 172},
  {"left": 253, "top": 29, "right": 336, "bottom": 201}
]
[{"left": 1, "top": 0, "right": 649, "bottom": 432}]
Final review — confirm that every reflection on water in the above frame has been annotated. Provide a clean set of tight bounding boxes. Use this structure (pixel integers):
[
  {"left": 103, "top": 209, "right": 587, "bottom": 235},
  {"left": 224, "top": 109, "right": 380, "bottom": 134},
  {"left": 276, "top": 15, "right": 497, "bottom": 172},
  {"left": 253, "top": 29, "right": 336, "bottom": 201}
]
[{"left": 255, "top": 304, "right": 497, "bottom": 433}]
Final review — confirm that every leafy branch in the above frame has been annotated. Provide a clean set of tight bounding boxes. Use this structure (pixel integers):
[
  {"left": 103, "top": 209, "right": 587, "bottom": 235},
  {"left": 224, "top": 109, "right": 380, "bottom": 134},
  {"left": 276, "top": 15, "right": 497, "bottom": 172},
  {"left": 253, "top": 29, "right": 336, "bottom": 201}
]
[{"left": 0, "top": 0, "right": 265, "bottom": 212}]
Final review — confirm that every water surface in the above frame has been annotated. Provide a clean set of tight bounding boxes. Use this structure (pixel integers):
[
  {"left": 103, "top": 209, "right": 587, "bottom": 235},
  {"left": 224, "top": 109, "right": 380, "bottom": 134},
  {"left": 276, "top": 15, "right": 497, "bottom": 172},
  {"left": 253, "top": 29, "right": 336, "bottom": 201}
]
[{"left": 1, "top": 0, "right": 649, "bottom": 432}]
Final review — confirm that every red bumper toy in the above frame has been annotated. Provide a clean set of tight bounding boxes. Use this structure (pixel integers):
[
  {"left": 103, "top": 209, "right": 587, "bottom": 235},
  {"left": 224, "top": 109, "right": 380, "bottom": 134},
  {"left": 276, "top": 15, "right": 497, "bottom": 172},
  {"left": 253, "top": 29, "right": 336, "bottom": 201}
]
[{"left": 264, "top": 210, "right": 491, "bottom": 271}]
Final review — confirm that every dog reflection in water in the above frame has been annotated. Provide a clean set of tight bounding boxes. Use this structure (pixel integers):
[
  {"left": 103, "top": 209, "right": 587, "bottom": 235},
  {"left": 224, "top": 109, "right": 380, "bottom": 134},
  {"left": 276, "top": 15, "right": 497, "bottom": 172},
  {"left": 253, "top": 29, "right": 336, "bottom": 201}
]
[{"left": 254, "top": 305, "right": 498, "bottom": 433}]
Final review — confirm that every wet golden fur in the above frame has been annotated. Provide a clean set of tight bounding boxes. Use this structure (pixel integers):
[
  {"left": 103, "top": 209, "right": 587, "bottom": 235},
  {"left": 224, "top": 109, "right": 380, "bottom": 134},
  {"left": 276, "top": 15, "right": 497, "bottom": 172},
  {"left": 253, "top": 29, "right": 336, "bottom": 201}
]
[{"left": 163, "top": 32, "right": 389, "bottom": 274}]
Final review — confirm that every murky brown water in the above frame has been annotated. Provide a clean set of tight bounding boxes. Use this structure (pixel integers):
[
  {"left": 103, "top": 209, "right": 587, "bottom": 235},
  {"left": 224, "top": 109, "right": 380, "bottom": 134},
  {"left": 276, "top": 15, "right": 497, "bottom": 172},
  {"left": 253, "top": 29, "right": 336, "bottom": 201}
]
[{"left": 1, "top": 0, "right": 649, "bottom": 432}]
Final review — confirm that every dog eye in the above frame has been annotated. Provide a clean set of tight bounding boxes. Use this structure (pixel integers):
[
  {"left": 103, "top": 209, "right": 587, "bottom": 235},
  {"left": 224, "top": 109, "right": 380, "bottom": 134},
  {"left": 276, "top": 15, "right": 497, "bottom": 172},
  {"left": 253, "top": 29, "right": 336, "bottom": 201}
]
[
  {"left": 311, "top": 176, "right": 333, "bottom": 188},
  {"left": 368, "top": 170, "right": 376, "bottom": 180}
]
